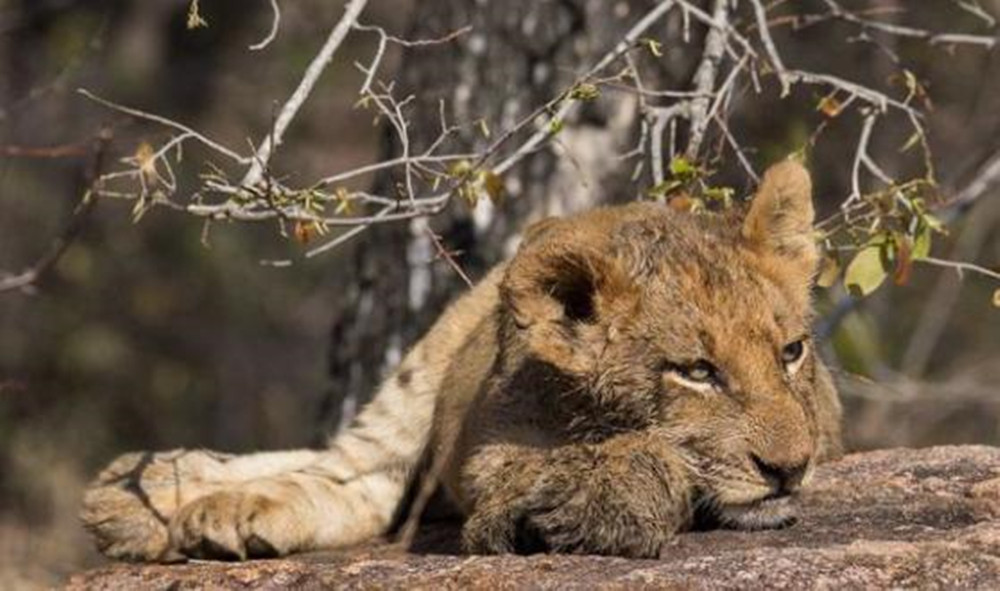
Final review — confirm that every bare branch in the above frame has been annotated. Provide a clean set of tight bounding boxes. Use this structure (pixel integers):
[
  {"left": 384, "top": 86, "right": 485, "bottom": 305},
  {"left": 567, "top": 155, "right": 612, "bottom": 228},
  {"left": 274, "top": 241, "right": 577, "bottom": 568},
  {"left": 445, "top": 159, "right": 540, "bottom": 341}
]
[
  {"left": 685, "top": 0, "right": 731, "bottom": 160},
  {"left": 78, "top": 89, "right": 249, "bottom": 164},
  {"left": 747, "top": 0, "right": 791, "bottom": 95},
  {"left": 953, "top": 0, "right": 996, "bottom": 28},
  {"left": 353, "top": 23, "right": 472, "bottom": 96},
  {"left": 425, "top": 226, "right": 473, "bottom": 288},
  {"left": 491, "top": 0, "right": 679, "bottom": 176},
  {"left": 0, "top": 128, "right": 113, "bottom": 294},
  {"left": 948, "top": 149, "right": 1000, "bottom": 213},
  {"left": 249, "top": 0, "right": 281, "bottom": 51},
  {"left": 713, "top": 112, "right": 758, "bottom": 183},
  {"left": 649, "top": 104, "right": 689, "bottom": 185},
  {"left": 919, "top": 255, "right": 1000, "bottom": 281},
  {"left": 0, "top": 142, "right": 90, "bottom": 158},
  {"left": 71, "top": 0, "right": 1000, "bottom": 283},
  {"left": 822, "top": 0, "right": 997, "bottom": 49},
  {"left": 847, "top": 113, "right": 879, "bottom": 205},
  {"left": 241, "top": 0, "right": 369, "bottom": 186}
]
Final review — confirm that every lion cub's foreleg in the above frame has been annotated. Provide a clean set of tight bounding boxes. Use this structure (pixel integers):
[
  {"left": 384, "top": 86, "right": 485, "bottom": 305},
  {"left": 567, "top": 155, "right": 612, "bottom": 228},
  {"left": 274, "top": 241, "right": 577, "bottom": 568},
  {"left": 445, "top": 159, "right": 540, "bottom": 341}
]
[
  {"left": 461, "top": 429, "right": 694, "bottom": 558},
  {"left": 167, "top": 467, "right": 405, "bottom": 560},
  {"left": 81, "top": 448, "right": 407, "bottom": 561},
  {"left": 83, "top": 351, "right": 440, "bottom": 562}
]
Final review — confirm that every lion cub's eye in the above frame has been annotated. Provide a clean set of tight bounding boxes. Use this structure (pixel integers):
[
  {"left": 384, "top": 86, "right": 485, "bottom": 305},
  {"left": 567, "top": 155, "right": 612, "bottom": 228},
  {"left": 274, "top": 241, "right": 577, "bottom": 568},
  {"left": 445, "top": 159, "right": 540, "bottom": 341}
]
[
  {"left": 664, "top": 359, "right": 722, "bottom": 392},
  {"left": 781, "top": 338, "right": 808, "bottom": 374},
  {"left": 683, "top": 361, "right": 717, "bottom": 383}
]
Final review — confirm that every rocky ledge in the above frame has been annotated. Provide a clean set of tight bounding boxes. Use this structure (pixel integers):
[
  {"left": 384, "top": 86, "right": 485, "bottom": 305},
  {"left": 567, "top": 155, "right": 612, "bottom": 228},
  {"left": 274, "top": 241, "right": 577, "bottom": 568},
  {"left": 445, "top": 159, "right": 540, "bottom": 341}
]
[{"left": 68, "top": 446, "right": 1000, "bottom": 589}]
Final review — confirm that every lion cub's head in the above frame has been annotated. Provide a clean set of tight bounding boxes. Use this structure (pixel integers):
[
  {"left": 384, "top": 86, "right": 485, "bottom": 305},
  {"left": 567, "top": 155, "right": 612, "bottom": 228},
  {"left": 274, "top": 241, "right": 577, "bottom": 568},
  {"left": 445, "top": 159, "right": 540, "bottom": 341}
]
[{"left": 499, "top": 160, "right": 831, "bottom": 531}]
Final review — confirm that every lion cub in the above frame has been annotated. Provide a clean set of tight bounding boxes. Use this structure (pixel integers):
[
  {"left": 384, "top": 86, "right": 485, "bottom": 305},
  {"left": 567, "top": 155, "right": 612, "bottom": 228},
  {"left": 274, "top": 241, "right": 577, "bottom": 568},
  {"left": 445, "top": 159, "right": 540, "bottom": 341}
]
[{"left": 82, "top": 160, "right": 842, "bottom": 561}]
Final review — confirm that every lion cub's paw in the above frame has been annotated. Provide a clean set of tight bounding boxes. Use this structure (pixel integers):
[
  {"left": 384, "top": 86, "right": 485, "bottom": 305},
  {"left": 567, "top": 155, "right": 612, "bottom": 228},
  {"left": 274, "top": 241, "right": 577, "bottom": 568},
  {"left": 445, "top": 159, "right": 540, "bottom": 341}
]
[
  {"left": 80, "top": 449, "right": 234, "bottom": 562},
  {"left": 518, "top": 491, "right": 674, "bottom": 558},
  {"left": 464, "top": 493, "right": 677, "bottom": 558},
  {"left": 461, "top": 507, "right": 522, "bottom": 555},
  {"left": 168, "top": 490, "right": 295, "bottom": 560},
  {"left": 462, "top": 441, "right": 693, "bottom": 558}
]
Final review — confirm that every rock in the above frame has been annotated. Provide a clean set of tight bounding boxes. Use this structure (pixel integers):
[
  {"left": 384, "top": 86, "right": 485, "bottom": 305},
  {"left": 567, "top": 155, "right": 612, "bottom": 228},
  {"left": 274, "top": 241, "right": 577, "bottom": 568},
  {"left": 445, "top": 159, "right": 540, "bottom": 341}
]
[{"left": 67, "top": 446, "right": 1000, "bottom": 590}]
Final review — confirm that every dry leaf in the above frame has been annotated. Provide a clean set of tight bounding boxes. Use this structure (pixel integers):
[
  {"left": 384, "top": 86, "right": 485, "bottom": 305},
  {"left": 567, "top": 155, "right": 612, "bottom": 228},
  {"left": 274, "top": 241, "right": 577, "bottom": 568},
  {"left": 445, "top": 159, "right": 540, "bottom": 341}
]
[
  {"left": 892, "top": 237, "right": 913, "bottom": 286},
  {"left": 817, "top": 95, "right": 842, "bottom": 118},
  {"left": 294, "top": 221, "right": 317, "bottom": 245},
  {"left": 135, "top": 141, "right": 158, "bottom": 186}
]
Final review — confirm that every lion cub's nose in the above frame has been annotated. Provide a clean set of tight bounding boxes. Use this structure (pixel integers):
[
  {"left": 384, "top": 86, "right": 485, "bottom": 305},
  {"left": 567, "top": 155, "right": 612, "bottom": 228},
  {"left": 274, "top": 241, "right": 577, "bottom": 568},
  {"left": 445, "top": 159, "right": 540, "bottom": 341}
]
[{"left": 751, "top": 454, "right": 809, "bottom": 495}]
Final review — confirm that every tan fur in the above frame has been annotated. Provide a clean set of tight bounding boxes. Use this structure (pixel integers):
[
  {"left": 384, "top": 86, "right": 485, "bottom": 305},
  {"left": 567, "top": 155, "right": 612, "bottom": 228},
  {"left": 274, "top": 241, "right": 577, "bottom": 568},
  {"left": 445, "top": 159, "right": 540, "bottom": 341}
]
[{"left": 81, "top": 160, "right": 842, "bottom": 561}]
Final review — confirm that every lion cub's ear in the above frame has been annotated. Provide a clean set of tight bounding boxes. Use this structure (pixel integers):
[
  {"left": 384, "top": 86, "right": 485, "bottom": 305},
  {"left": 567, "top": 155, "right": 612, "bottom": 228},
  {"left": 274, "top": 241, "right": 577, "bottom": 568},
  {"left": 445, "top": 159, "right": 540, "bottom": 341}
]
[
  {"left": 520, "top": 217, "right": 563, "bottom": 247},
  {"left": 502, "top": 233, "right": 632, "bottom": 330},
  {"left": 742, "top": 160, "right": 819, "bottom": 280}
]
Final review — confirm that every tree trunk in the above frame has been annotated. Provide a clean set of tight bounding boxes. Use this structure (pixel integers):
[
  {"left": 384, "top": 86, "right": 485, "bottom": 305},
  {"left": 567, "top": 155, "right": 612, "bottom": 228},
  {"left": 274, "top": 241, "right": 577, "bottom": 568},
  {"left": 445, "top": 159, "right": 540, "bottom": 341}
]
[{"left": 322, "top": 0, "right": 677, "bottom": 433}]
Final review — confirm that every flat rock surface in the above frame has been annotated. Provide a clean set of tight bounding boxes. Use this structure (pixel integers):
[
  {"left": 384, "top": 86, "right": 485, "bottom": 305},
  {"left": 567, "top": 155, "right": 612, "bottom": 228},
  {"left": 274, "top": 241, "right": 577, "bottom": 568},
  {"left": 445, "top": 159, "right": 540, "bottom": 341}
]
[{"left": 67, "top": 446, "right": 1000, "bottom": 589}]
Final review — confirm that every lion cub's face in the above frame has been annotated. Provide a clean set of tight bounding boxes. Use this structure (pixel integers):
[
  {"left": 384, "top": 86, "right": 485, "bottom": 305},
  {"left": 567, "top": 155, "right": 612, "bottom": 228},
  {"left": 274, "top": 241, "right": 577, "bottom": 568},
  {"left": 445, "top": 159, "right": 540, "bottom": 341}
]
[{"left": 501, "top": 162, "right": 823, "bottom": 531}]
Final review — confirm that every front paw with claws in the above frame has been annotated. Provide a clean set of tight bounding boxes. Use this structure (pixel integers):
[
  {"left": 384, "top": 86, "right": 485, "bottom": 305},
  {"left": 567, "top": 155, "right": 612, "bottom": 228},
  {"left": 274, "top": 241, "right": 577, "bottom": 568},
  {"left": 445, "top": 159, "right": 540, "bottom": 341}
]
[
  {"left": 80, "top": 449, "right": 234, "bottom": 562},
  {"left": 168, "top": 491, "right": 290, "bottom": 560},
  {"left": 463, "top": 434, "right": 694, "bottom": 558}
]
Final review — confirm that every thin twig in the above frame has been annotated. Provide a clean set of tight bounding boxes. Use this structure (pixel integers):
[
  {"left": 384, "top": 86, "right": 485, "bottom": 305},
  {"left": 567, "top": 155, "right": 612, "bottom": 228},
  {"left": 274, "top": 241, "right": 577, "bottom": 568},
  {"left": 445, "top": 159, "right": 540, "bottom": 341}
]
[
  {"left": 241, "top": 0, "right": 370, "bottom": 186},
  {"left": 649, "top": 104, "right": 689, "bottom": 185},
  {"left": 822, "top": 0, "right": 997, "bottom": 49},
  {"left": 0, "top": 128, "right": 113, "bottom": 294},
  {"left": 249, "top": 0, "right": 281, "bottom": 51},
  {"left": 490, "top": 0, "right": 680, "bottom": 176},
  {"left": 425, "top": 226, "right": 473, "bottom": 287},
  {"left": 685, "top": 0, "right": 730, "bottom": 160},
  {"left": 79, "top": 89, "right": 249, "bottom": 164},
  {"left": 918, "top": 256, "right": 1000, "bottom": 281},
  {"left": 748, "top": 0, "right": 791, "bottom": 95},
  {"left": 0, "top": 142, "right": 91, "bottom": 158},
  {"left": 847, "top": 113, "right": 879, "bottom": 205}
]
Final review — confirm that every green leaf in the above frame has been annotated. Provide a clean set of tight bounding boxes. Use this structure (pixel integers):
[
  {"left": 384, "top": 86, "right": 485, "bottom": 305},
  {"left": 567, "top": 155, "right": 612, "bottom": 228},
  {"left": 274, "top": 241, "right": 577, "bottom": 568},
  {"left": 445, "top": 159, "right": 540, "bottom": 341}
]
[
  {"left": 912, "top": 223, "right": 932, "bottom": 260},
  {"left": 703, "top": 186, "right": 734, "bottom": 207},
  {"left": 333, "top": 187, "right": 353, "bottom": 215},
  {"left": 568, "top": 83, "right": 600, "bottom": 101},
  {"left": 923, "top": 212, "right": 946, "bottom": 233},
  {"left": 639, "top": 38, "right": 663, "bottom": 57},
  {"left": 844, "top": 244, "right": 889, "bottom": 297},
  {"left": 900, "top": 69, "right": 926, "bottom": 104},
  {"left": 646, "top": 180, "right": 683, "bottom": 199},
  {"left": 481, "top": 171, "right": 505, "bottom": 205},
  {"left": 899, "top": 131, "right": 922, "bottom": 153},
  {"left": 477, "top": 118, "right": 491, "bottom": 139},
  {"left": 817, "top": 255, "right": 841, "bottom": 289},
  {"left": 448, "top": 160, "right": 473, "bottom": 178},
  {"left": 668, "top": 156, "right": 697, "bottom": 180},
  {"left": 459, "top": 182, "right": 478, "bottom": 207}
]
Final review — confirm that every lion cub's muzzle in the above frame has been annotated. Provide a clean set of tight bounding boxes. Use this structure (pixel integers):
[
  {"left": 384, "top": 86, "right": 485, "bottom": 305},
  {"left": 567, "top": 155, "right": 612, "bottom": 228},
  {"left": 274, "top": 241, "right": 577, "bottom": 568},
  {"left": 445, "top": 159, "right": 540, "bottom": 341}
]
[
  {"left": 751, "top": 453, "right": 809, "bottom": 496},
  {"left": 715, "top": 494, "right": 798, "bottom": 531},
  {"left": 710, "top": 453, "right": 812, "bottom": 532}
]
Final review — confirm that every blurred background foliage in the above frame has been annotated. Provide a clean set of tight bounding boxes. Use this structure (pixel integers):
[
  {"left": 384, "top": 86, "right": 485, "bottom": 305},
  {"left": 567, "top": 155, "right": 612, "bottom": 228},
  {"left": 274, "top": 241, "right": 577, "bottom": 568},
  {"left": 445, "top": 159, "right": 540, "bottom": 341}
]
[
  {"left": 0, "top": 0, "right": 998, "bottom": 586},
  {"left": 1, "top": 1, "right": 411, "bottom": 584}
]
